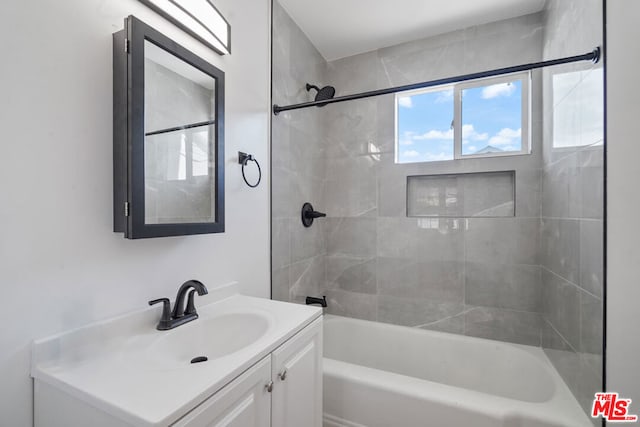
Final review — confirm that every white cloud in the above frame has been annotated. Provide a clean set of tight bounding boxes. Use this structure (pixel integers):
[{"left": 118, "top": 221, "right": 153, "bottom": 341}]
[
  {"left": 462, "top": 124, "right": 488, "bottom": 142},
  {"left": 402, "top": 150, "right": 421, "bottom": 158},
  {"left": 435, "top": 89, "right": 453, "bottom": 104},
  {"left": 414, "top": 129, "right": 454, "bottom": 140},
  {"left": 482, "top": 82, "right": 516, "bottom": 99},
  {"left": 398, "top": 96, "right": 413, "bottom": 108},
  {"left": 399, "top": 131, "right": 415, "bottom": 146},
  {"left": 488, "top": 127, "right": 521, "bottom": 147}
]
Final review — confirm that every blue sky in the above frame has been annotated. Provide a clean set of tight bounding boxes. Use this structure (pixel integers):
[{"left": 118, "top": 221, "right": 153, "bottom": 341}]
[{"left": 397, "top": 80, "right": 523, "bottom": 163}]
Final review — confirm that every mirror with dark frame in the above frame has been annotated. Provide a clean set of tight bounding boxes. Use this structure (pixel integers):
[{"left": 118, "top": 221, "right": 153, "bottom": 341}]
[{"left": 113, "top": 16, "right": 225, "bottom": 239}]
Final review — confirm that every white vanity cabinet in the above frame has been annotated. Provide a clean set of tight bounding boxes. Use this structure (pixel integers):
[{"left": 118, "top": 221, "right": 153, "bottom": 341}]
[
  {"left": 33, "top": 306, "right": 323, "bottom": 427},
  {"left": 271, "top": 318, "right": 323, "bottom": 427},
  {"left": 172, "top": 356, "right": 272, "bottom": 427},
  {"left": 174, "top": 317, "right": 322, "bottom": 427}
]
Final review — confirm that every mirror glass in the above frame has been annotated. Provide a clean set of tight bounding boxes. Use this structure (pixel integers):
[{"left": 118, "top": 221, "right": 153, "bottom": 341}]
[{"left": 143, "top": 40, "right": 216, "bottom": 225}]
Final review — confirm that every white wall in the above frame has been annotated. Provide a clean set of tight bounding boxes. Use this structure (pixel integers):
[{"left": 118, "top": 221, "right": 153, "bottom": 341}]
[
  {"left": 0, "top": 0, "right": 271, "bottom": 425},
  {"left": 606, "top": 0, "right": 640, "bottom": 405}
]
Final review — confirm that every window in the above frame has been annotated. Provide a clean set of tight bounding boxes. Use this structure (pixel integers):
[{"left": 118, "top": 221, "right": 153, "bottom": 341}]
[{"left": 395, "top": 72, "right": 530, "bottom": 163}]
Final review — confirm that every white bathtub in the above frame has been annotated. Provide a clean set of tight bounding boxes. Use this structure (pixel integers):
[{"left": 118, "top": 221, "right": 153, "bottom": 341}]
[{"left": 323, "top": 315, "right": 592, "bottom": 427}]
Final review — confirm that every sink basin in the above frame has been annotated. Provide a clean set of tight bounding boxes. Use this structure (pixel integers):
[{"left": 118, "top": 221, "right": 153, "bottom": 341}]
[{"left": 139, "top": 312, "right": 270, "bottom": 370}]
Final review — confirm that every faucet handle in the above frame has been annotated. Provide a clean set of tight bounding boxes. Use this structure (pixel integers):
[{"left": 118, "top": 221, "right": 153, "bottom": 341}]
[
  {"left": 185, "top": 289, "right": 199, "bottom": 316},
  {"left": 149, "top": 298, "right": 172, "bottom": 330}
]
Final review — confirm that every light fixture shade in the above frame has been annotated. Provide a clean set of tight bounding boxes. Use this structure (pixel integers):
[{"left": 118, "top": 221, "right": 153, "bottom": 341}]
[{"left": 139, "top": 0, "right": 231, "bottom": 55}]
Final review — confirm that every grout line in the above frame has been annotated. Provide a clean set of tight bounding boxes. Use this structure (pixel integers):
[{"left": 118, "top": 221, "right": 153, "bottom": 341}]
[
  {"left": 541, "top": 139, "right": 604, "bottom": 168},
  {"left": 543, "top": 317, "right": 580, "bottom": 354},
  {"left": 415, "top": 306, "right": 476, "bottom": 329},
  {"left": 541, "top": 265, "right": 602, "bottom": 300}
]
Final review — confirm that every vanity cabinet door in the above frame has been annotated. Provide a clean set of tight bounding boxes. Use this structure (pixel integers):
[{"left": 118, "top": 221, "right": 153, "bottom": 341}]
[
  {"left": 271, "top": 317, "right": 323, "bottom": 427},
  {"left": 172, "top": 356, "right": 271, "bottom": 427}
]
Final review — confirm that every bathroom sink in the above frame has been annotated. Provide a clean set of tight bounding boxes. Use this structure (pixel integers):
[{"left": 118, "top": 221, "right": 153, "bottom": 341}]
[
  {"left": 32, "top": 287, "right": 323, "bottom": 427},
  {"left": 137, "top": 312, "right": 271, "bottom": 370}
]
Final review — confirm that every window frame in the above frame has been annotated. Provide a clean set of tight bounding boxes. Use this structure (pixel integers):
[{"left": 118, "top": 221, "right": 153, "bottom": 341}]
[{"left": 394, "top": 71, "right": 531, "bottom": 163}]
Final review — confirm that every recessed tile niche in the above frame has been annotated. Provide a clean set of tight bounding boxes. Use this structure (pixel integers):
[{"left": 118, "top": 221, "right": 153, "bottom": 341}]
[{"left": 406, "top": 171, "right": 515, "bottom": 218}]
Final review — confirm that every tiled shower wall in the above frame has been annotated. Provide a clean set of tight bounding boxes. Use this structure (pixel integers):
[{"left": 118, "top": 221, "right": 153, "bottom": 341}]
[
  {"left": 322, "top": 14, "right": 545, "bottom": 345},
  {"left": 272, "top": 3, "right": 550, "bottom": 346},
  {"left": 272, "top": 3, "right": 603, "bottom": 390},
  {"left": 271, "top": 2, "right": 328, "bottom": 304},
  {"left": 540, "top": 0, "right": 604, "bottom": 419}
]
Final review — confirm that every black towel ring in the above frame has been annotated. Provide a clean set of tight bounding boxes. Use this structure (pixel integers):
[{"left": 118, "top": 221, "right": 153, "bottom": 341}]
[{"left": 238, "top": 151, "right": 261, "bottom": 188}]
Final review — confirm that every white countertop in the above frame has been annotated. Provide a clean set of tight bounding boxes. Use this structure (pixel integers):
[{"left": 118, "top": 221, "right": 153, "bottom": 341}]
[{"left": 31, "top": 284, "right": 322, "bottom": 426}]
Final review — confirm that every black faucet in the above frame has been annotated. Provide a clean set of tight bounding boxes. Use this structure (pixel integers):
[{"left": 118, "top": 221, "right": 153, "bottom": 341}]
[
  {"left": 306, "top": 295, "right": 327, "bottom": 307},
  {"left": 149, "top": 280, "right": 209, "bottom": 330}
]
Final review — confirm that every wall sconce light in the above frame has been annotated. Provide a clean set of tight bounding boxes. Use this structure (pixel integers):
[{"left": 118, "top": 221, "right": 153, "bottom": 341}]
[{"left": 139, "top": 0, "right": 231, "bottom": 55}]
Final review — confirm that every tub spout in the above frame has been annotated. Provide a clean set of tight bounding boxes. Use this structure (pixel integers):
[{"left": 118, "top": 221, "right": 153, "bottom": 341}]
[{"left": 306, "top": 296, "right": 327, "bottom": 307}]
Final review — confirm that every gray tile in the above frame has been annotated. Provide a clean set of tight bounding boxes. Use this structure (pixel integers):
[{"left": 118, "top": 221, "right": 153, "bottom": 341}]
[
  {"left": 377, "top": 158, "right": 408, "bottom": 217},
  {"left": 290, "top": 126, "right": 325, "bottom": 180},
  {"left": 541, "top": 268, "right": 581, "bottom": 350},
  {"left": 326, "top": 217, "right": 376, "bottom": 257},
  {"left": 271, "top": 163, "right": 295, "bottom": 219},
  {"left": 463, "top": 13, "right": 543, "bottom": 74},
  {"left": 377, "top": 31, "right": 465, "bottom": 87},
  {"left": 377, "top": 295, "right": 464, "bottom": 327},
  {"left": 324, "top": 98, "right": 378, "bottom": 159},
  {"left": 541, "top": 319, "right": 573, "bottom": 351},
  {"left": 326, "top": 255, "right": 376, "bottom": 294},
  {"left": 464, "top": 306, "right": 542, "bottom": 346},
  {"left": 543, "top": 330, "right": 581, "bottom": 391},
  {"left": 514, "top": 168, "right": 542, "bottom": 218},
  {"left": 407, "top": 175, "right": 462, "bottom": 217},
  {"left": 375, "top": 95, "right": 396, "bottom": 155},
  {"left": 461, "top": 172, "right": 515, "bottom": 217},
  {"left": 404, "top": 171, "right": 516, "bottom": 218},
  {"left": 542, "top": 323, "right": 602, "bottom": 422},
  {"left": 377, "top": 257, "right": 463, "bottom": 302},
  {"left": 327, "top": 50, "right": 380, "bottom": 94},
  {"left": 272, "top": 218, "right": 291, "bottom": 270},
  {"left": 580, "top": 290, "right": 603, "bottom": 356},
  {"left": 325, "top": 289, "right": 377, "bottom": 321},
  {"left": 465, "top": 262, "right": 541, "bottom": 311},
  {"left": 324, "top": 156, "right": 377, "bottom": 218},
  {"left": 465, "top": 218, "right": 539, "bottom": 265},
  {"left": 541, "top": 152, "right": 577, "bottom": 218},
  {"left": 290, "top": 219, "right": 326, "bottom": 263},
  {"left": 271, "top": 120, "right": 290, "bottom": 172},
  {"left": 289, "top": 256, "right": 326, "bottom": 304},
  {"left": 578, "top": 147, "right": 604, "bottom": 220},
  {"left": 419, "top": 315, "right": 465, "bottom": 335},
  {"left": 271, "top": 267, "right": 290, "bottom": 302},
  {"left": 579, "top": 220, "right": 603, "bottom": 297},
  {"left": 541, "top": 218, "right": 580, "bottom": 285},
  {"left": 377, "top": 217, "right": 464, "bottom": 261}
]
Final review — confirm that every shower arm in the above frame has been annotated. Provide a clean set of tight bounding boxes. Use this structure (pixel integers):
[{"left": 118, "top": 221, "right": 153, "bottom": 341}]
[{"left": 273, "top": 46, "right": 601, "bottom": 115}]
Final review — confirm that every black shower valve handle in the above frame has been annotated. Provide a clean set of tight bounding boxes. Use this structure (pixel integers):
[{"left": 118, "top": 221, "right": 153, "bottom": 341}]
[
  {"left": 305, "top": 210, "right": 326, "bottom": 219},
  {"left": 301, "top": 202, "right": 326, "bottom": 227}
]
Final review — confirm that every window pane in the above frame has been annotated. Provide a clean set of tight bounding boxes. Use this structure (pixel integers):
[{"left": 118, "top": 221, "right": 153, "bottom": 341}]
[
  {"left": 396, "top": 88, "right": 454, "bottom": 163},
  {"left": 460, "top": 79, "right": 522, "bottom": 156}
]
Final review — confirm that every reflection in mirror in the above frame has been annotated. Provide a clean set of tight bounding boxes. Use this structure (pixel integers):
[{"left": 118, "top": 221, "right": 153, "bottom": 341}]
[{"left": 143, "top": 40, "right": 216, "bottom": 224}]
